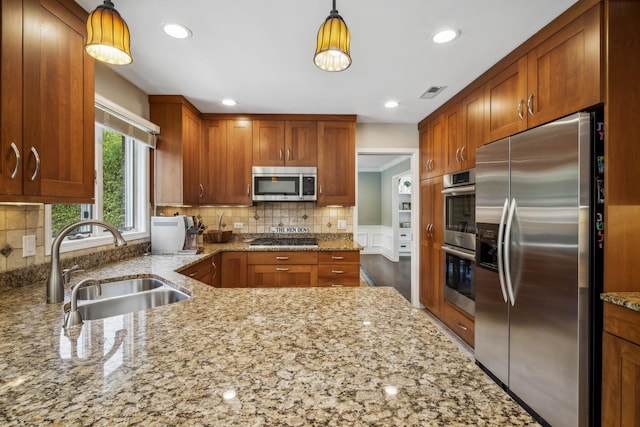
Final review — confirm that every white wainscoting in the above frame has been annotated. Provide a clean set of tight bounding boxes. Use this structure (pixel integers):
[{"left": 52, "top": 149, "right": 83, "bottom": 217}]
[{"left": 356, "top": 225, "right": 395, "bottom": 261}]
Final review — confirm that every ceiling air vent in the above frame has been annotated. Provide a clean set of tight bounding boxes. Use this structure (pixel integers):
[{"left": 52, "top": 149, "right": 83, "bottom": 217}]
[{"left": 419, "top": 86, "right": 446, "bottom": 99}]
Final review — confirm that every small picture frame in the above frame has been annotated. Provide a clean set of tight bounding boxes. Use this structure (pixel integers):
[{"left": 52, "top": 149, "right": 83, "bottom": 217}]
[{"left": 401, "top": 202, "right": 411, "bottom": 210}]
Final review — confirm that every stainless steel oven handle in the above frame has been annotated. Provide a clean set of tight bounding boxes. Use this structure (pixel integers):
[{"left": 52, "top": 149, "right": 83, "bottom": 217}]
[
  {"left": 496, "top": 198, "right": 509, "bottom": 303},
  {"left": 441, "top": 185, "right": 475, "bottom": 195},
  {"left": 504, "top": 198, "right": 517, "bottom": 306},
  {"left": 441, "top": 245, "right": 475, "bottom": 261}
]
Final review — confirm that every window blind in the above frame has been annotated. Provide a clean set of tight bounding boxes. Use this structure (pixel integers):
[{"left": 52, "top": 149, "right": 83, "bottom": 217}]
[{"left": 95, "top": 94, "right": 160, "bottom": 148}]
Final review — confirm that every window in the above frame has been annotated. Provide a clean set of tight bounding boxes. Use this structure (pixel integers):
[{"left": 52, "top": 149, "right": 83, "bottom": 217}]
[{"left": 45, "top": 97, "right": 157, "bottom": 254}]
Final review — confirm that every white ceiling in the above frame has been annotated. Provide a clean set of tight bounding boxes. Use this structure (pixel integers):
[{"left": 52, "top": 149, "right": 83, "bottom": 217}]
[{"left": 76, "top": 0, "right": 578, "bottom": 124}]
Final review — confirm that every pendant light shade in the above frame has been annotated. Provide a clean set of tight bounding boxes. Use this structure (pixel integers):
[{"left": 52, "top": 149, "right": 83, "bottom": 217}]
[
  {"left": 314, "top": 0, "right": 351, "bottom": 72},
  {"left": 85, "top": 0, "right": 132, "bottom": 65}
]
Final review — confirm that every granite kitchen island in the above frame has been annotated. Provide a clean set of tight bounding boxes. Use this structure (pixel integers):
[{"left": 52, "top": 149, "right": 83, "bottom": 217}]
[{"left": 0, "top": 254, "right": 538, "bottom": 426}]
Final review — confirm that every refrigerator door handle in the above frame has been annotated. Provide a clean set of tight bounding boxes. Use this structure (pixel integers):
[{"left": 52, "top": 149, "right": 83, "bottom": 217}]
[
  {"left": 504, "top": 198, "right": 517, "bottom": 306},
  {"left": 496, "top": 198, "right": 510, "bottom": 303}
]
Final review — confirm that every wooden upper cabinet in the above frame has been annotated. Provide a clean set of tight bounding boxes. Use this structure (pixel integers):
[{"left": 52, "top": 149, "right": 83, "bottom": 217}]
[
  {"left": 443, "top": 103, "right": 473, "bottom": 173},
  {"left": 486, "top": 5, "right": 602, "bottom": 138},
  {"left": 486, "top": 56, "right": 528, "bottom": 143},
  {"left": 420, "top": 115, "right": 445, "bottom": 179},
  {"left": 526, "top": 4, "right": 601, "bottom": 128},
  {"left": 461, "top": 85, "right": 487, "bottom": 153},
  {"left": 150, "top": 96, "right": 203, "bottom": 205},
  {"left": 285, "top": 120, "right": 317, "bottom": 166},
  {"left": 203, "top": 119, "right": 253, "bottom": 205},
  {"left": 1, "top": 0, "right": 95, "bottom": 203},
  {"left": 252, "top": 120, "right": 285, "bottom": 166},
  {"left": 253, "top": 120, "right": 317, "bottom": 167},
  {"left": 0, "top": 0, "right": 23, "bottom": 197},
  {"left": 317, "top": 120, "right": 355, "bottom": 206}
]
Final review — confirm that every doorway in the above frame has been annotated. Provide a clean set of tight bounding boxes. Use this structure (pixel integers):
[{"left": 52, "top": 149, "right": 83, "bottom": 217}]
[{"left": 355, "top": 148, "right": 419, "bottom": 307}]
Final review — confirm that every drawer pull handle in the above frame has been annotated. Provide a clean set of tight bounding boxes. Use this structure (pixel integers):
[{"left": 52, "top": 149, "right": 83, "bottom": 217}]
[
  {"left": 189, "top": 272, "right": 198, "bottom": 278},
  {"left": 331, "top": 256, "right": 345, "bottom": 260},
  {"left": 275, "top": 256, "right": 289, "bottom": 260},
  {"left": 457, "top": 323, "right": 468, "bottom": 331},
  {"left": 332, "top": 270, "right": 345, "bottom": 274},
  {"left": 276, "top": 267, "right": 289, "bottom": 272},
  {"left": 10, "top": 142, "right": 20, "bottom": 179},
  {"left": 331, "top": 284, "right": 344, "bottom": 287}
]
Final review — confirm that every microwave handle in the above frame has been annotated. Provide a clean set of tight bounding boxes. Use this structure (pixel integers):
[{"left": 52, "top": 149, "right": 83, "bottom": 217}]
[{"left": 299, "top": 174, "right": 303, "bottom": 199}]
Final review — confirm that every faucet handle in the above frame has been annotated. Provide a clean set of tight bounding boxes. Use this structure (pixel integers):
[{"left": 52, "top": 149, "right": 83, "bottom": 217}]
[{"left": 62, "top": 264, "right": 84, "bottom": 286}]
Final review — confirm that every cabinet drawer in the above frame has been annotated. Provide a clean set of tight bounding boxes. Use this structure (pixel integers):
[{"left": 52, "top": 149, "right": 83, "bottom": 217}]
[
  {"left": 248, "top": 265, "right": 317, "bottom": 287},
  {"left": 317, "top": 251, "right": 359, "bottom": 264},
  {"left": 398, "top": 243, "right": 411, "bottom": 252},
  {"left": 248, "top": 251, "right": 318, "bottom": 265},
  {"left": 398, "top": 231, "right": 411, "bottom": 241},
  {"left": 443, "top": 301, "right": 475, "bottom": 348},
  {"left": 179, "top": 258, "right": 213, "bottom": 285},
  {"left": 317, "top": 264, "right": 359, "bottom": 282}
]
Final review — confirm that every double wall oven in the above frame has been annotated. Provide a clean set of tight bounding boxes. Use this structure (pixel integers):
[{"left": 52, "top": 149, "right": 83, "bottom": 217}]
[{"left": 441, "top": 169, "right": 476, "bottom": 316}]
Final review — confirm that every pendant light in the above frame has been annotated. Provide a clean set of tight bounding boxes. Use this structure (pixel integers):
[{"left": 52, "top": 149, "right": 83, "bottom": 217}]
[
  {"left": 314, "top": 0, "right": 351, "bottom": 72},
  {"left": 85, "top": 0, "right": 133, "bottom": 65}
]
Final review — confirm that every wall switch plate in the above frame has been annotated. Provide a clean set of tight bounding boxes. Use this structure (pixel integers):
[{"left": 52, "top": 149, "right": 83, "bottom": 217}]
[
  {"left": 23, "top": 235, "right": 36, "bottom": 257},
  {"left": 337, "top": 220, "right": 347, "bottom": 230},
  {"left": 233, "top": 223, "right": 244, "bottom": 229}
]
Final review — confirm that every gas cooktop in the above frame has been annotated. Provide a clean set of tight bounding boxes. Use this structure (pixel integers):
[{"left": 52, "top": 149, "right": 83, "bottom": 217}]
[{"left": 249, "top": 237, "right": 318, "bottom": 247}]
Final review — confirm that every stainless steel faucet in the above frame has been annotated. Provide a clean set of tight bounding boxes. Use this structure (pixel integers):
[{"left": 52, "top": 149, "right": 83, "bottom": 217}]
[
  {"left": 64, "top": 278, "right": 102, "bottom": 328},
  {"left": 47, "top": 220, "right": 127, "bottom": 304}
]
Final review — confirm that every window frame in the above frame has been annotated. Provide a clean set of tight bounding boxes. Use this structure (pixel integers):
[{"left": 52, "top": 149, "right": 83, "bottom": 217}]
[{"left": 44, "top": 107, "right": 154, "bottom": 256}]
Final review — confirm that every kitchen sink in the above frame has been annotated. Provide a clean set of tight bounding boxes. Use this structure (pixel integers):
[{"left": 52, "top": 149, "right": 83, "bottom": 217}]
[
  {"left": 77, "top": 277, "right": 166, "bottom": 300},
  {"left": 76, "top": 288, "right": 190, "bottom": 321}
]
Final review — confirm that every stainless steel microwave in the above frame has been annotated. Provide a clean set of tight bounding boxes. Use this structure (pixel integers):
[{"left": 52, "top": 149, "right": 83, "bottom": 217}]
[{"left": 252, "top": 166, "right": 317, "bottom": 202}]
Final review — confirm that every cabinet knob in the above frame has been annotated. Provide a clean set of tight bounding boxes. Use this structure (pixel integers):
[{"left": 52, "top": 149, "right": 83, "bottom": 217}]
[{"left": 10, "top": 142, "right": 20, "bottom": 179}]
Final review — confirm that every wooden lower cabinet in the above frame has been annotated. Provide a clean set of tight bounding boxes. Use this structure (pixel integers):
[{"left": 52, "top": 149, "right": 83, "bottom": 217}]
[
  {"left": 211, "top": 253, "right": 221, "bottom": 288},
  {"left": 602, "top": 302, "right": 640, "bottom": 426},
  {"left": 442, "top": 301, "right": 475, "bottom": 347},
  {"left": 220, "top": 250, "right": 360, "bottom": 288},
  {"left": 317, "top": 251, "right": 360, "bottom": 287},
  {"left": 248, "top": 252, "right": 318, "bottom": 287},
  {"left": 179, "top": 257, "right": 213, "bottom": 286},
  {"left": 221, "top": 252, "right": 248, "bottom": 288}
]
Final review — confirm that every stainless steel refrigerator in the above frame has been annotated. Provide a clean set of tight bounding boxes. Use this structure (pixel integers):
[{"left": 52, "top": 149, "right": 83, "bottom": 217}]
[{"left": 475, "top": 112, "right": 604, "bottom": 427}]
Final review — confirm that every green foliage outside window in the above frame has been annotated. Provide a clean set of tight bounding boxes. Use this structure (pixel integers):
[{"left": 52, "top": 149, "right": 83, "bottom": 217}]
[{"left": 51, "top": 129, "right": 126, "bottom": 236}]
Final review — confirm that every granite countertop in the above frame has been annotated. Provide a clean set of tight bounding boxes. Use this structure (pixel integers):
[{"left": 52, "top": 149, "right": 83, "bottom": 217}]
[
  {"left": 0, "top": 253, "right": 538, "bottom": 426},
  {"left": 601, "top": 292, "right": 640, "bottom": 312}
]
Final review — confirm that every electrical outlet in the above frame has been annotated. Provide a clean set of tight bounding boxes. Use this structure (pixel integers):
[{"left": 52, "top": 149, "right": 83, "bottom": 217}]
[
  {"left": 337, "top": 220, "right": 347, "bottom": 230},
  {"left": 233, "top": 222, "right": 244, "bottom": 229},
  {"left": 23, "top": 235, "right": 36, "bottom": 257}
]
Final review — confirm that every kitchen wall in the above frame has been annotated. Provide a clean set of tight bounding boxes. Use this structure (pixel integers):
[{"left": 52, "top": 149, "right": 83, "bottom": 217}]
[
  {"left": 357, "top": 172, "right": 382, "bottom": 225},
  {"left": 155, "top": 204, "right": 353, "bottom": 235}
]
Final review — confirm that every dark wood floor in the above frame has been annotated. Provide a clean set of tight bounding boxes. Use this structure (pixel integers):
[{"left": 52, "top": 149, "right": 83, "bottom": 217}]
[{"left": 360, "top": 254, "right": 411, "bottom": 302}]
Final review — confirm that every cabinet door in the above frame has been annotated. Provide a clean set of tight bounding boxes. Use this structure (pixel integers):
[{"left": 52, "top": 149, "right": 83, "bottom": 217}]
[
  {"left": 419, "top": 177, "right": 444, "bottom": 317},
  {"left": 0, "top": 0, "right": 23, "bottom": 196},
  {"left": 420, "top": 115, "right": 444, "bottom": 179},
  {"left": 182, "top": 107, "right": 202, "bottom": 204},
  {"left": 224, "top": 120, "right": 253, "bottom": 205},
  {"left": 180, "top": 258, "right": 212, "bottom": 285},
  {"left": 221, "top": 251, "right": 247, "bottom": 287},
  {"left": 22, "top": 0, "right": 94, "bottom": 202},
  {"left": 201, "top": 119, "right": 227, "bottom": 204},
  {"left": 317, "top": 121, "right": 355, "bottom": 206},
  {"left": 285, "top": 120, "right": 317, "bottom": 166},
  {"left": 461, "top": 86, "right": 487, "bottom": 153},
  {"left": 487, "top": 57, "right": 528, "bottom": 143},
  {"left": 526, "top": 4, "right": 601, "bottom": 128},
  {"left": 443, "top": 105, "right": 461, "bottom": 173},
  {"left": 252, "top": 120, "right": 285, "bottom": 166},
  {"left": 602, "top": 332, "right": 640, "bottom": 427}
]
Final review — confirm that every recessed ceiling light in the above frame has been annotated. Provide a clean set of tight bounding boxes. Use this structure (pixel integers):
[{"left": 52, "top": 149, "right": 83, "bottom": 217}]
[
  {"left": 431, "top": 28, "right": 460, "bottom": 44},
  {"left": 222, "top": 99, "right": 237, "bottom": 106},
  {"left": 384, "top": 101, "right": 399, "bottom": 109},
  {"left": 163, "top": 23, "right": 192, "bottom": 39}
]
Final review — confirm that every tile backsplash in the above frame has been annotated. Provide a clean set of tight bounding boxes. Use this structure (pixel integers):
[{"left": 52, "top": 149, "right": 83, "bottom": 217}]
[{"left": 155, "top": 202, "right": 353, "bottom": 235}]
